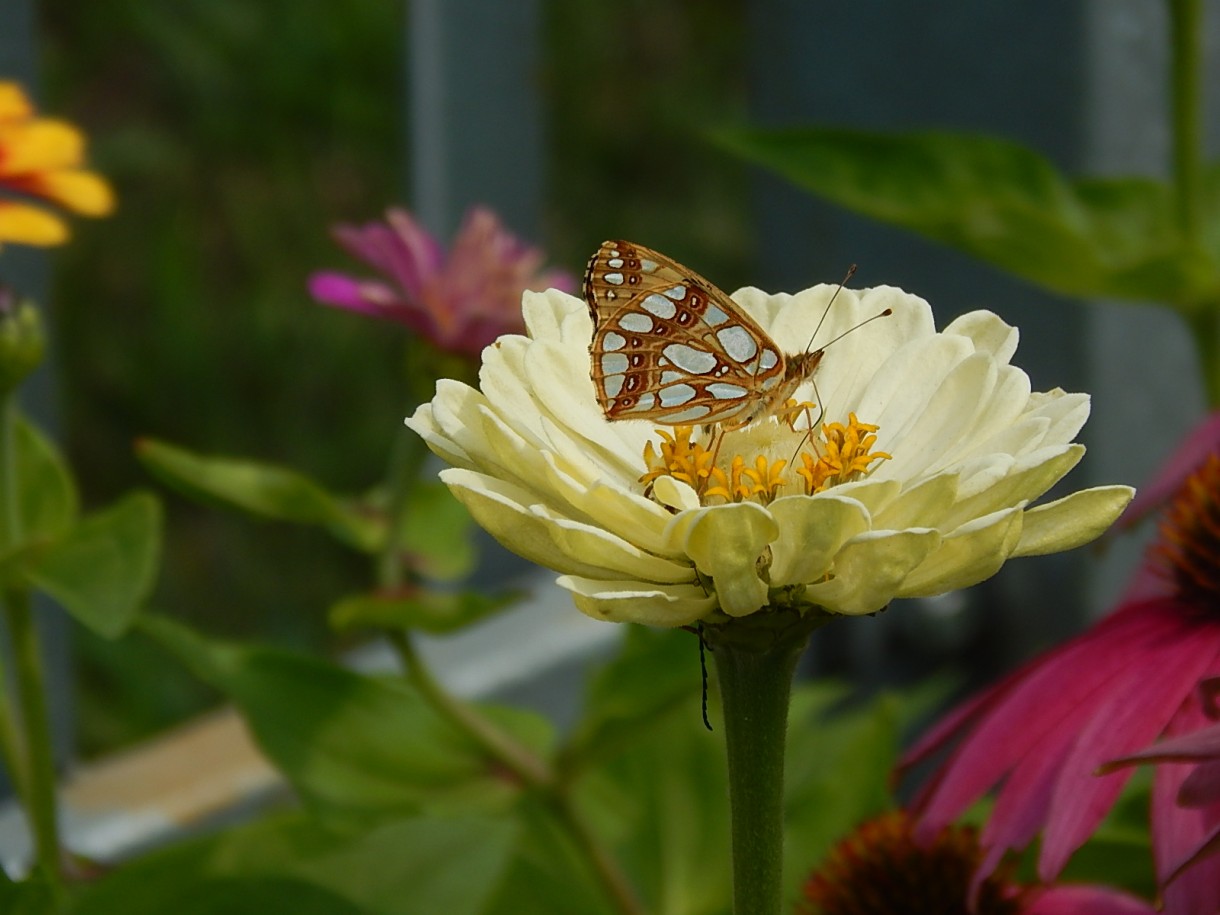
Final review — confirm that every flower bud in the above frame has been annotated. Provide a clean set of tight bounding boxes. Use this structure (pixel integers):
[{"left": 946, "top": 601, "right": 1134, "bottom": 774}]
[{"left": 0, "top": 287, "right": 46, "bottom": 394}]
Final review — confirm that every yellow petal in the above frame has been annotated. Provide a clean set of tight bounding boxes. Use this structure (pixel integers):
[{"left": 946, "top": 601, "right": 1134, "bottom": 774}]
[
  {"left": 0, "top": 201, "right": 68, "bottom": 246},
  {"left": 29, "top": 170, "right": 115, "bottom": 216},
  {"left": 0, "top": 83, "right": 34, "bottom": 123},
  {"left": 0, "top": 120, "right": 85, "bottom": 173}
]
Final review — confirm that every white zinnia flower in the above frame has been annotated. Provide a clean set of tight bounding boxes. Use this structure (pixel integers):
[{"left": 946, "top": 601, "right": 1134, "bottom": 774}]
[{"left": 406, "top": 285, "right": 1133, "bottom": 628}]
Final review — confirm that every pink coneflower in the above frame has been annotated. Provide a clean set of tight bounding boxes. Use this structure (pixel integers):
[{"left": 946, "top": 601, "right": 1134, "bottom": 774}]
[
  {"left": 900, "top": 424, "right": 1220, "bottom": 915},
  {"left": 794, "top": 810, "right": 1153, "bottom": 915},
  {"left": 308, "top": 206, "right": 575, "bottom": 357},
  {"left": 1103, "top": 680, "right": 1220, "bottom": 895}
]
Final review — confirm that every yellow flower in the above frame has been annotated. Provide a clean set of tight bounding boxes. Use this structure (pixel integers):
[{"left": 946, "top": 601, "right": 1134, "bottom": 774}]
[
  {"left": 0, "top": 82, "right": 114, "bottom": 247},
  {"left": 407, "top": 285, "right": 1133, "bottom": 627}
]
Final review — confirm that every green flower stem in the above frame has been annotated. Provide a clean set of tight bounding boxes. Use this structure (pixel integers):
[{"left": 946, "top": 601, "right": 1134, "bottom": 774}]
[
  {"left": 3, "top": 588, "right": 62, "bottom": 886},
  {"left": 1170, "top": 0, "right": 1204, "bottom": 247},
  {"left": 709, "top": 611, "right": 829, "bottom": 915}
]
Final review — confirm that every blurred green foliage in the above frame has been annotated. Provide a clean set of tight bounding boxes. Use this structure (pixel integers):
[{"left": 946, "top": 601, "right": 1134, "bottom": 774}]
[{"left": 26, "top": 0, "right": 749, "bottom": 753}]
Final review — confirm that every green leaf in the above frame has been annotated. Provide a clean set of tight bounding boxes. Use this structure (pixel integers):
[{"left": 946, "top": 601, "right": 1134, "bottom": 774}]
[
  {"left": 561, "top": 627, "right": 704, "bottom": 775},
  {"left": 484, "top": 800, "right": 620, "bottom": 915},
  {"left": 330, "top": 588, "right": 522, "bottom": 634},
  {"left": 72, "top": 874, "right": 365, "bottom": 915},
  {"left": 71, "top": 811, "right": 519, "bottom": 915},
  {"left": 15, "top": 415, "right": 77, "bottom": 546},
  {"left": 574, "top": 687, "right": 730, "bottom": 915},
  {"left": 136, "top": 438, "right": 380, "bottom": 551},
  {"left": 141, "top": 615, "right": 533, "bottom": 823},
  {"left": 0, "top": 871, "right": 56, "bottom": 915},
  {"left": 715, "top": 126, "right": 1220, "bottom": 306},
  {"left": 28, "top": 491, "right": 162, "bottom": 638},
  {"left": 397, "top": 481, "right": 476, "bottom": 580}
]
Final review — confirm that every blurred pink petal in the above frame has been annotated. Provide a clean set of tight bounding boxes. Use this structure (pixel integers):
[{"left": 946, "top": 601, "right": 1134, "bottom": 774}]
[
  {"left": 1025, "top": 885, "right": 1157, "bottom": 915},
  {"left": 902, "top": 443, "right": 1220, "bottom": 915},
  {"left": 309, "top": 205, "right": 575, "bottom": 357}
]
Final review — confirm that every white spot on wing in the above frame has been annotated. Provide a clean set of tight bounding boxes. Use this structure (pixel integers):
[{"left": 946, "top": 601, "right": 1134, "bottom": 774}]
[
  {"left": 664, "top": 285, "right": 687, "bottom": 301},
  {"left": 619, "top": 312, "right": 653, "bottom": 333},
  {"left": 659, "top": 384, "right": 697, "bottom": 407},
  {"left": 717, "top": 325, "right": 758, "bottom": 362},
  {"left": 607, "top": 257, "right": 624, "bottom": 268},
  {"left": 601, "top": 353, "right": 628, "bottom": 377},
  {"left": 602, "top": 331, "right": 626, "bottom": 351},
  {"left": 640, "top": 259, "right": 658, "bottom": 272},
  {"left": 641, "top": 294, "right": 677, "bottom": 319},
  {"left": 604, "top": 272, "right": 624, "bottom": 285},
  {"left": 660, "top": 370, "right": 684, "bottom": 385},
  {"left": 663, "top": 343, "right": 718, "bottom": 375},
  {"left": 703, "top": 304, "right": 730, "bottom": 327},
  {"left": 759, "top": 349, "right": 779, "bottom": 370},
  {"left": 708, "top": 383, "right": 748, "bottom": 400},
  {"left": 603, "top": 373, "right": 625, "bottom": 397},
  {"left": 665, "top": 404, "right": 712, "bottom": 423}
]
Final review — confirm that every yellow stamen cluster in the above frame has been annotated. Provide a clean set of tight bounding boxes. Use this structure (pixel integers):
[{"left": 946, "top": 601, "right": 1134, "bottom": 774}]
[
  {"left": 797, "top": 413, "right": 891, "bottom": 495},
  {"left": 641, "top": 427, "right": 717, "bottom": 495},
  {"left": 640, "top": 412, "right": 891, "bottom": 506},
  {"left": 705, "top": 455, "right": 789, "bottom": 503}
]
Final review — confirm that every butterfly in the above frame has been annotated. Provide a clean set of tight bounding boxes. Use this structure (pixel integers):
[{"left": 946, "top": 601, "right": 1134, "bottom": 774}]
[{"left": 583, "top": 240, "right": 825, "bottom": 430}]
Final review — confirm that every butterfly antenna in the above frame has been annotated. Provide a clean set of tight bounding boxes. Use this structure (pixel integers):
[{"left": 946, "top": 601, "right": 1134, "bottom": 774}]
[{"left": 803, "top": 263, "right": 857, "bottom": 353}]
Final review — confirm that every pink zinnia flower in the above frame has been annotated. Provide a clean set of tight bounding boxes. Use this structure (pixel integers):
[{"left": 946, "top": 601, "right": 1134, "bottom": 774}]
[
  {"left": 1104, "top": 680, "right": 1220, "bottom": 893},
  {"left": 794, "top": 810, "right": 1154, "bottom": 915},
  {"left": 900, "top": 421, "right": 1220, "bottom": 915},
  {"left": 308, "top": 206, "right": 575, "bottom": 357}
]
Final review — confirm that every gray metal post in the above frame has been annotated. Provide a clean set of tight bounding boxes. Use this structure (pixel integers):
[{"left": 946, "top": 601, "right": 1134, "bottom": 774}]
[{"left": 408, "top": 0, "right": 544, "bottom": 240}]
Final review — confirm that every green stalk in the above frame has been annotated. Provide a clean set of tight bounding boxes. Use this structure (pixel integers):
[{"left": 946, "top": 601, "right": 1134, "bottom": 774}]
[
  {"left": 0, "top": 398, "right": 31, "bottom": 803},
  {"left": 4, "top": 589, "right": 62, "bottom": 885},
  {"left": 1190, "top": 310, "right": 1220, "bottom": 407},
  {"left": 0, "top": 396, "right": 62, "bottom": 886},
  {"left": 708, "top": 611, "right": 828, "bottom": 915},
  {"left": 1169, "top": 0, "right": 1204, "bottom": 248}
]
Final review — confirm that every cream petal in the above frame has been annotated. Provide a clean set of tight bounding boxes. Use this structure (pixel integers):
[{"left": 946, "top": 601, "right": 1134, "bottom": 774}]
[
  {"left": 1013, "top": 485, "right": 1135, "bottom": 556},
  {"left": 855, "top": 335, "right": 975, "bottom": 458},
  {"left": 666, "top": 502, "right": 778, "bottom": 617},
  {"left": 871, "top": 472, "right": 960, "bottom": 531},
  {"left": 1025, "top": 391, "right": 1091, "bottom": 448},
  {"left": 557, "top": 575, "right": 718, "bottom": 627},
  {"left": 441, "top": 468, "right": 693, "bottom": 583},
  {"left": 651, "top": 475, "right": 702, "bottom": 513},
  {"left": 405, "top": 401, "right": 474, "bottom": 470},
  {"left": 949, "top": 364, "right": 1031, "bottom": 464},
  {"left": 877, "top": 353, "right": 997, "bottom": 481},
  {"left": 944, "top": 444, "right": 1085, "bottom": 528},
  {"left": 804, "top": 528, "right": 942, "bottom": 615},
  {"left": 943, "top": 309, "right": 1019, "bottom": 364},
  {"left": 768, "top": 494, "right": 873, "bottom": 586},
  {"left": 897, "top": 506, "right": 1024, "bottom": 596},
  {"left": 521, "top": 288, "right": 591, "bottom": 345}
]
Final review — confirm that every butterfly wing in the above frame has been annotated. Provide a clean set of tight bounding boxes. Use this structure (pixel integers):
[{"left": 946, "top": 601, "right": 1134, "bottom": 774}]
[{"left": 584, "top": 240, "right": 788, "bottom": 425}]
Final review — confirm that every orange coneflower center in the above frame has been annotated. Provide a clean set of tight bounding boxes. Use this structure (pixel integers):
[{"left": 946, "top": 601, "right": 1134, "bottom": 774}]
[
  {"left": 1155, "top": 454, "right": 1220, "bottom": 612},
  {"left": 795, "top": 811, "right": 1024, "bottom": 915}
]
